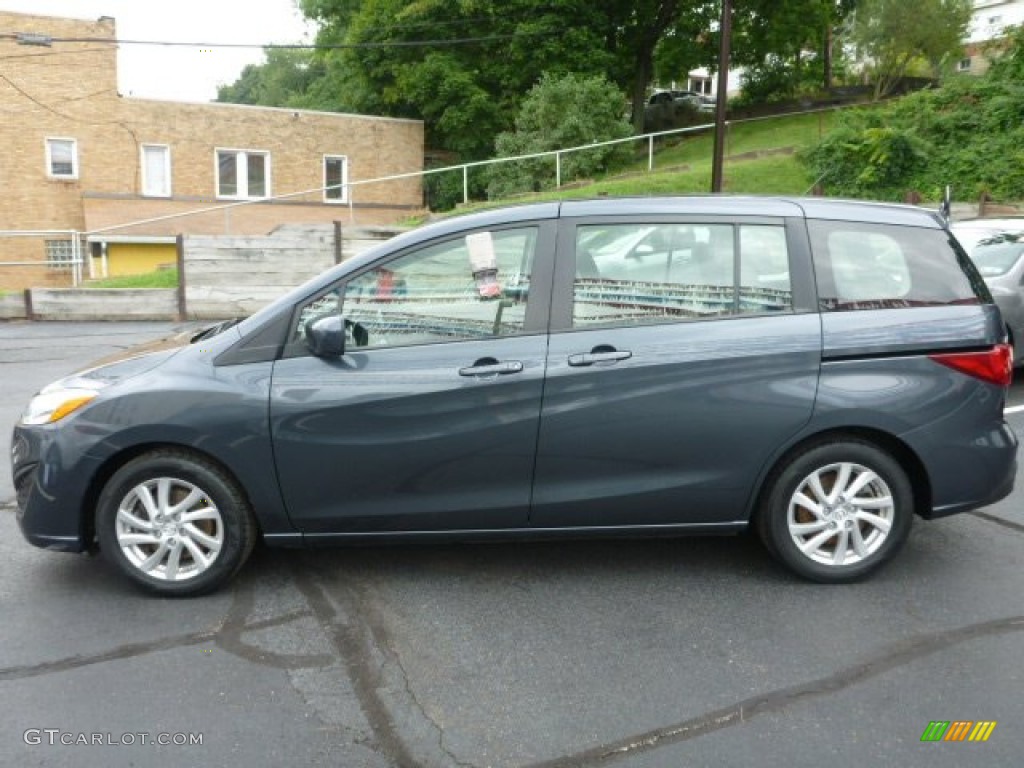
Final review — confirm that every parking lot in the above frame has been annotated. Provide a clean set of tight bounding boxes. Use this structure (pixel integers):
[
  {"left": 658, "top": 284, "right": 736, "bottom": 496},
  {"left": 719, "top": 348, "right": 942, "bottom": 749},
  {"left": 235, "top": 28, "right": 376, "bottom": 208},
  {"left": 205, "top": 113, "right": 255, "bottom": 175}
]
[{"left": 2, "top": 321, "right": 1023, "bottom": 767}]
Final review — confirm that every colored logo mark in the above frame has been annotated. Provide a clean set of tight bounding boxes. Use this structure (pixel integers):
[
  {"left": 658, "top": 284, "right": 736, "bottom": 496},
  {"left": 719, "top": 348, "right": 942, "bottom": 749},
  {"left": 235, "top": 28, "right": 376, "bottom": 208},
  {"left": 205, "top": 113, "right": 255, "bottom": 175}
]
[{"left": 921, "top": 721, "right": 997, "bottom": 742}]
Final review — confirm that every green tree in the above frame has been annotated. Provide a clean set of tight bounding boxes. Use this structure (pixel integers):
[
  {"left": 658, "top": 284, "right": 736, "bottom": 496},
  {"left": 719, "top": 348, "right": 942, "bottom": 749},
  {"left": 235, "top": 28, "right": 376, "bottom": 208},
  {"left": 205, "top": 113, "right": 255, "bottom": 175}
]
[
  {"left": 851, "top": 0, "right": 973, "bottom": 98},
  {"left": 297, "top": 1, "right": 724, "bottom": 142},
  {"left": 298, "top": 0, "right": 618, "bottom": 159},
  {"left": 486, "top": 72, "right": 633, "bottom": 199},
  {"left": 803, "top": 25, "right": 1024, "bottom": 202},
  {"left": 216, "top": 48, "right": 325, "bottom": 108},
  {"left": 730, "top": 0, "right": 859, "bottom": 102}
]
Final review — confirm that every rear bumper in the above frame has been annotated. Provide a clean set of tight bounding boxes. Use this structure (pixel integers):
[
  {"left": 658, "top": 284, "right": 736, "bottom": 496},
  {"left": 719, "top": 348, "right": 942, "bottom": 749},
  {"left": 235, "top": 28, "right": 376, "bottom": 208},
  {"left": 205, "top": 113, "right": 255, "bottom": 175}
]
[
  {"left": 913, "top": 421, "right": 1018, "bottom": 520},
  {"left": 924, "top": 447, "right": 1017, "bottom": 519}
]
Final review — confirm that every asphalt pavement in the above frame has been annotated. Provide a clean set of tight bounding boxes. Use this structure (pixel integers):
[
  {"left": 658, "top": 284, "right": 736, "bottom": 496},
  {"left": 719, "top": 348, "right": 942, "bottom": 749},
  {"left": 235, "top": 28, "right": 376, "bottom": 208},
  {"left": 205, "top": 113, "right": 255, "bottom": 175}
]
[{"left": 2, "top": 321, "right": 1023, "bottom": 768}]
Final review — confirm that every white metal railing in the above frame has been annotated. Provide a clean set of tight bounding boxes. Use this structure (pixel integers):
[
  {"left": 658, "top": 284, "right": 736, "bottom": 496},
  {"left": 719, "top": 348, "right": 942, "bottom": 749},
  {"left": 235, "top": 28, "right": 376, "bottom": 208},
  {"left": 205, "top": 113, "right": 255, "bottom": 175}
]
[
  {"left": 71, "top": 101, "right": 870, "bottom": 240},
  {"left": 0, "top": 230, "right": 85, "bottom": 286},
  {"left": 81, "top": 122, "right": 731, "bottom": 238}
]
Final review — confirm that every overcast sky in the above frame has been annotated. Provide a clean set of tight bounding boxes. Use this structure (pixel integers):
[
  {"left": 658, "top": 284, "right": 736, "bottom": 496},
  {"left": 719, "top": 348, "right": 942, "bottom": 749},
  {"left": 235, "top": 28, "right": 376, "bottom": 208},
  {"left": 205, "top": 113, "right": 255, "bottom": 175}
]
[{"left": 0, "top": 0, "right": 313, "bottom": 102}]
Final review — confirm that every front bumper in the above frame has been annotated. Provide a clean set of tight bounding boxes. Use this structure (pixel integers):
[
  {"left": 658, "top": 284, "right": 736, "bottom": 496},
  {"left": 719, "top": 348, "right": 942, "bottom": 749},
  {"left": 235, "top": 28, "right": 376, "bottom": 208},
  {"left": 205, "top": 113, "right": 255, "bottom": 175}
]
[{"left": 11, "top": 424, "right": 93, "bottom": 553}]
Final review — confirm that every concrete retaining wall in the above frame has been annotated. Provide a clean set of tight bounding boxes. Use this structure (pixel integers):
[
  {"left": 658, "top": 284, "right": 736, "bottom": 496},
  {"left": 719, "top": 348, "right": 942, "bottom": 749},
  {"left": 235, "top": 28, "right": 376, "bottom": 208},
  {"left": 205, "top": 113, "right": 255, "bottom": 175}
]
[
  {"left": 182, "top": 224, "right": 404, "bottom": 319},
  {"left": 0, "top": 293, "right": 27, "bottom": 319},
  {"left": 8, "top": 224, "right": 406, "bottom": 322},
  {"left": 27, "top": 289, "right": 178, "bottom": 321}
]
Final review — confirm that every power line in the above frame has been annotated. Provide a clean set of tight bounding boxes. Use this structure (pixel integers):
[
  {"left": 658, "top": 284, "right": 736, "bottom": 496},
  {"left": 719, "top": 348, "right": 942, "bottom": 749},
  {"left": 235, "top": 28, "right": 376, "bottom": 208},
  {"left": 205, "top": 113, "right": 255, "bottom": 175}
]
[
  {"left": 0, "top": 46, "right": 110, "bottom": 62},
  {"left": 0, "top": 31, "right": 553, "bottom": 50}
]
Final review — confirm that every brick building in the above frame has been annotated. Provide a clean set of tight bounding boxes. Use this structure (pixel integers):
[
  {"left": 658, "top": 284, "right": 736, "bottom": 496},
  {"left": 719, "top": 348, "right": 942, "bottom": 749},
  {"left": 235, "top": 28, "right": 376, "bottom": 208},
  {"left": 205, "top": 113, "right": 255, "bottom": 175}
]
[{"left": 0, "top": 10, "right": 424, "bottom": 289}]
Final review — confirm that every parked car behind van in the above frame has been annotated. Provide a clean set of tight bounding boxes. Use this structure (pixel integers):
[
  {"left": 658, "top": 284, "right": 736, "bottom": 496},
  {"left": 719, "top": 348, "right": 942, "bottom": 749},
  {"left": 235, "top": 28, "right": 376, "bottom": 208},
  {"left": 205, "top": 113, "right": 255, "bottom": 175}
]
[
  {"left": 13, "top": 197, "right": 1017, "bottom": 595},
  {"left": 951, "top": 219, "right": 1024, "bottom": 367}
]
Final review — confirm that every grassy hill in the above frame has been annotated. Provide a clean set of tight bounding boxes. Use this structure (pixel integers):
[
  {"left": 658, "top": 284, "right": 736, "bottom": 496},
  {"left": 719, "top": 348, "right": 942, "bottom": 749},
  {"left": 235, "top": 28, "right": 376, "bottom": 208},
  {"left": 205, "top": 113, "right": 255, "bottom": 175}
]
[{"left": 451, "top": 110, "right": 842, "bottom": 214}]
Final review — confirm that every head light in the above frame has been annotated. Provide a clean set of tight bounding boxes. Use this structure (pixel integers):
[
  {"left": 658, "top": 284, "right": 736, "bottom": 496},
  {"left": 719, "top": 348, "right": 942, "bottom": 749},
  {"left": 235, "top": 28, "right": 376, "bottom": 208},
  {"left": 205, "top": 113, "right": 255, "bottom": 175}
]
[{"left": 21, "top": 387, "right": 101, "bottom": 425}]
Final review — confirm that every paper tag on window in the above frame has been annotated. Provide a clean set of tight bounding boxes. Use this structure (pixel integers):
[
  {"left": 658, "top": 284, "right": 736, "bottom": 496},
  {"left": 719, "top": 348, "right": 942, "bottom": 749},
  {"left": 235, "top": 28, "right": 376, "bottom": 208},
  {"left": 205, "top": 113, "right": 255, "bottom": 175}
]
[{"left": 466, "top": 232, "right": 501, "bottom": 298}]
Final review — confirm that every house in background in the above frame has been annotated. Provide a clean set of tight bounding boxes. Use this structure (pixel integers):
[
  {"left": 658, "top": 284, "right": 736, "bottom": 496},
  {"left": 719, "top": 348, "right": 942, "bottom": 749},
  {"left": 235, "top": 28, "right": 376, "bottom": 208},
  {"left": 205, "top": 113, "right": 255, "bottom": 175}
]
[
  {"left": 960, "top": 0, "right": 1024, "bottom": 74},
  {"left": 0, "top": 10, "right": 424, "bottom": 290},
  {"left": 683, "top": 68, "right": 742, "bottom": 101}
]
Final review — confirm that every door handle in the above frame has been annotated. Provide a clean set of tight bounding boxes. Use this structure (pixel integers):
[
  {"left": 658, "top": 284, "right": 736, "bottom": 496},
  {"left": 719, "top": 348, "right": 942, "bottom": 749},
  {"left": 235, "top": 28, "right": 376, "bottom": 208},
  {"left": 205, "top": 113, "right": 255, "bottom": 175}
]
[
  {"left": 458, "top": 360, "right": 524, "bottom": 377},
  {"left": 567, "top": 348, "right": 632, "bottom": 367}
]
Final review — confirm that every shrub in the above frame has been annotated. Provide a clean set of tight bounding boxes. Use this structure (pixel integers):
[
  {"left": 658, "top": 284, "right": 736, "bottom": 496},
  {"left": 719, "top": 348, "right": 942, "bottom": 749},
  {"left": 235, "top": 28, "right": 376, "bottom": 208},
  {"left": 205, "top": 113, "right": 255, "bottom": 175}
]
[
  {"left": 486, "top": 73, "right": 633, "bottom": 199},
  {"left": 802, "top": 28, "right": 1024, "bottom": 201}
]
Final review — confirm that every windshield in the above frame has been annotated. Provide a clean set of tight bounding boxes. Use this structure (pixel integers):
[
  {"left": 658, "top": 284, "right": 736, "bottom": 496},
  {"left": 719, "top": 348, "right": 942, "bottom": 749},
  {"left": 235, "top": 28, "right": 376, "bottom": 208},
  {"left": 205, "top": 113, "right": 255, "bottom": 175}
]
[{"left": 971, "top": 235, "right": 1024, "bottom": 277}]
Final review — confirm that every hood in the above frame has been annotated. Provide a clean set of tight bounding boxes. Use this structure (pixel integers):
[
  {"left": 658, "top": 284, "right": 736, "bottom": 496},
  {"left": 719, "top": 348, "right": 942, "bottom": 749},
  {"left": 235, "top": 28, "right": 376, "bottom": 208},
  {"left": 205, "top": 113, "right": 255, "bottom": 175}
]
[{"left": 62, "top": 319, "right": 241, "bottom": 388}]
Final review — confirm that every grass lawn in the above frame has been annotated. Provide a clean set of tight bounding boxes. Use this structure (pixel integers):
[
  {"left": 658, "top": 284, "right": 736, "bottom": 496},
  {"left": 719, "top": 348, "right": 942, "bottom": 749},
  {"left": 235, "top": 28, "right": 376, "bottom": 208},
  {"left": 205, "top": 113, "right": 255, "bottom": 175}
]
[
  {"left": 439, "top": 154, "right": 816, "bottom": 221},
  {"left": 411, "top": 109, "right": 841, "bottom": 224},
  {"left": 621, "top": 109, "right": 839, "bottom": 173},
  {"left": 577, "top": 154, "right": 814, "bottom": 197},
  {"left": 85, "top": 269, "right": 179, "bottom": 289}
]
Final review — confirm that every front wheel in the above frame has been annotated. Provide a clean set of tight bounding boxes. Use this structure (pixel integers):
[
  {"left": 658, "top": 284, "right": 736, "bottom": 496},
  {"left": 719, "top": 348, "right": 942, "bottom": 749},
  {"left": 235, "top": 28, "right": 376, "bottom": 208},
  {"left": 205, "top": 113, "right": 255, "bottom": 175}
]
[
  {"left": 96, "top": 450, "right": 257, "bottom": 596},
  {"left": 758, "top": 440, "right": 914, "bottom": 583}
]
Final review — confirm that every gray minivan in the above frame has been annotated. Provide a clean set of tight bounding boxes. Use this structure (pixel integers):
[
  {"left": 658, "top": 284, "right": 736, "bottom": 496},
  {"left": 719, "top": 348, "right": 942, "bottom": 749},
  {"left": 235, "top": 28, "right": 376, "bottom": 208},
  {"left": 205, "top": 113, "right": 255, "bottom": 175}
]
[{"left": 12, "top": 197, "right": 1018, "bottom": 595}]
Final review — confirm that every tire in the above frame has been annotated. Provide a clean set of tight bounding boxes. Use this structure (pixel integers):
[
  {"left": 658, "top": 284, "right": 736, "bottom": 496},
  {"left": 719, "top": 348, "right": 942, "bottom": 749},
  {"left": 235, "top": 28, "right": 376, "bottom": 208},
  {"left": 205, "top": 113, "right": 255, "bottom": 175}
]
[
  {"left": 96, "top": 450, "right": 257, "bottom": 596},
  {"left": 757, "top": 439, "right": 913, "bottom": 583}
]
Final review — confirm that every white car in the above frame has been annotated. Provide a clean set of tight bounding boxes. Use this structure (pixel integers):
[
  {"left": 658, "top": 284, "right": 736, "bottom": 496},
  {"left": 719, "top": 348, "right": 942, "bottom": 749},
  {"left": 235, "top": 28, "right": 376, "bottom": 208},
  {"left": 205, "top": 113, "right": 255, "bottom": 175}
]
[{"left": 951, "top": 218, "right": 1024, "bottom": 366}]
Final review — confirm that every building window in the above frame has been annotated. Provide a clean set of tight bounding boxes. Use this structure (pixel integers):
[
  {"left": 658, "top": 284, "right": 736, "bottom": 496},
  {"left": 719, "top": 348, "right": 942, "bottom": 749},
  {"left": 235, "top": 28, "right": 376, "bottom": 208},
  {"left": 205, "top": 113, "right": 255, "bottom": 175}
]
[
  {"left": 690, "top": 78, "right": 712, "bottom": 95},
  {"left": 45, "top": 138, "right": 78, "bottom": 179},
  {"left": 958, "top": 58, "right": 972, "bottom": 72},
  {"left": 215, "top": 149, "right": 270, "bottom": 199},
  {"left": 141, "top": 144, "right": 171, "bottom": 197},
  {"left": 324, "top": 155, "right": 349, "bottom": 203},
  {"left": 45, "top": 240, "right": 74, "bottom": 271}
]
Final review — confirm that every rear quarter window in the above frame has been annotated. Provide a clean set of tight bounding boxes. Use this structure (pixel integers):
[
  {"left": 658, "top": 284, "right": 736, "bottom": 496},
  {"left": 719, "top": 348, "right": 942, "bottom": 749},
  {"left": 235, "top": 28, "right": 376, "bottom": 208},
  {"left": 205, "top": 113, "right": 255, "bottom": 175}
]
[{"left": 807, "top": 220, "right": 990, "bottom": 310}]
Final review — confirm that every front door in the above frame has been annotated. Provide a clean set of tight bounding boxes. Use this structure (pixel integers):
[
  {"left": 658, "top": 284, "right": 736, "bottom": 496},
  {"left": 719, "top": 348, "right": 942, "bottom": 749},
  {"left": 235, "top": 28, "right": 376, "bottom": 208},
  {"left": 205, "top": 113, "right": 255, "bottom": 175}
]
[{"left": 271, "top": 223, "right": 554, "bottom": 533}]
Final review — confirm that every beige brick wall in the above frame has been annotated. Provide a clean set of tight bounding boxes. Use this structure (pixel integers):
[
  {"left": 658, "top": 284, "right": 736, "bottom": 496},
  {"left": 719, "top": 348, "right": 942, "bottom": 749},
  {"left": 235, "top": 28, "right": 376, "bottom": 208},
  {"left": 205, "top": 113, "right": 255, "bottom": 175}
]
[{"left": 0, "top": 10, "right": 424, "bottom": 290}]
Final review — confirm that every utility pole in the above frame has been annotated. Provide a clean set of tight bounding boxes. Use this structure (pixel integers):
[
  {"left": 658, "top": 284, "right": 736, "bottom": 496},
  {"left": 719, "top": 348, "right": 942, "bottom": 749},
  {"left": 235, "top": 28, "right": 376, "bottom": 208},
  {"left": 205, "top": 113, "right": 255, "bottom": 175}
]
[{"left": 711, "top": 0, "right": 732, "bottom": 193}]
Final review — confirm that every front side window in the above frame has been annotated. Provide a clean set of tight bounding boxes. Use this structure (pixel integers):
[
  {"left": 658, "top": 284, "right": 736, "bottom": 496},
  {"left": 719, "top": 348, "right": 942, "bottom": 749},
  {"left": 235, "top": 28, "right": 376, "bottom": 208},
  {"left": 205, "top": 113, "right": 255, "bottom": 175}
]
[
  {"left": 141, "top": 144, "right": 171, "bottom": 197},
  {"left": 46, "top": 138, "right": 78, "bottom": 179},
  {"left": 808, "top": 220, "right": 986, "bottom": 310},
  {"left": 216, "top": 149, "right": 270, "bottom": 199},
  {"left": 295, "top": 227, "right": 537, "bottom": 350},
  {"left": 324, "top": 155, "right": 348, "bottom": 202},
  {"left": 572, "top": 222, "right": 793, "bottom": 329}
]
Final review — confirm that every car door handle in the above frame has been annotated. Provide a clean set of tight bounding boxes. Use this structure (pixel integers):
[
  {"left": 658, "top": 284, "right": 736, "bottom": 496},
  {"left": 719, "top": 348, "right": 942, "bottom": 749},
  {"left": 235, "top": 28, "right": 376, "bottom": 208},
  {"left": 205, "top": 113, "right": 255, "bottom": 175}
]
[
  {"left": 567, "top": 348, "right": 632, "bottom": 367},
  {"left": 458, "top": 359, "right": 524, "bottom": 377}
]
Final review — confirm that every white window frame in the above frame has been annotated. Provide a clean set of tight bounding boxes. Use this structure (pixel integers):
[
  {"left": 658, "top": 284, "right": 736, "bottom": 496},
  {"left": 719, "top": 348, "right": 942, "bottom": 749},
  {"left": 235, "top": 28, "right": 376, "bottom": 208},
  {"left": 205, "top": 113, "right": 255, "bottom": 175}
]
[
  {"left": 45, "top": 137, "right": 78, "bottom": 179},
  {"left": 323, "top": 154, "right": 349, "bottom": 203},
  {"left": 214, "top": 148, "right": 271, "bottom": 200},
  {"left": 141, "top": 143, "right": 172, "bottom": 197},
  {"left": 957, "top": 57, "right": 972, "bottom": 72}
]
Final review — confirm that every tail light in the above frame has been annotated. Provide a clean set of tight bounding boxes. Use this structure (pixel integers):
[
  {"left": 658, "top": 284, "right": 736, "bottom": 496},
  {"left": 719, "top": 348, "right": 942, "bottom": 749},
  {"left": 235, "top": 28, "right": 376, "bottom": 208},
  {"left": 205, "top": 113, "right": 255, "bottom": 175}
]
[{"left": 929, "top": 344, "right": 1013, "bottom": 388}]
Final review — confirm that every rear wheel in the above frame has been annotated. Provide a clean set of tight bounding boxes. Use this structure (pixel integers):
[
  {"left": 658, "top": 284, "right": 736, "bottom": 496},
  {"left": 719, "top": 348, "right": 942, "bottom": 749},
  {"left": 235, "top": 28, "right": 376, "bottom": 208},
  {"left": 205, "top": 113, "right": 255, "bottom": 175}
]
[
  {"left": 96, "top": 450, "right": 256, "bottom": 596},
  {"left": 758, "top": 440, "right": 913, "bottom": 583}
]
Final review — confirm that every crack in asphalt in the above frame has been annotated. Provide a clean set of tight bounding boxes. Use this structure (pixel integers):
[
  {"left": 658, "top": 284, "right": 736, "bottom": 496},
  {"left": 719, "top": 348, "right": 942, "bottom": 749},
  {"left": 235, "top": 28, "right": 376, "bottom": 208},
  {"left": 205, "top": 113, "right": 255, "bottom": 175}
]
[
  {"left": 969, "top": 510, "right": 1024, "bottom": 535},
  {"left": 523, "top": 615, "right": 1024, "bottom": 768},
  {"left": 0, "top": 608, "right": 312, "bottom": 683},
  {"left": 214, "top": 579, "right": 335, "bottom": 670},
  {"left": 289, "top": 561, "right": 420, "bottom": 768},
  {"left": 344, "top": 575, "right": 478, "bottom": 768}
]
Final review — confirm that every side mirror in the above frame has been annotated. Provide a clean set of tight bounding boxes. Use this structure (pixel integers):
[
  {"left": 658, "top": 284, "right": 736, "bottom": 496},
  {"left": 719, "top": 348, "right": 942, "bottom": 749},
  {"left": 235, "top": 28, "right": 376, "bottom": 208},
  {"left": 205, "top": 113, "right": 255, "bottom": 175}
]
[{"left": 304, "top": 315, "right": 346, "bottom": 358}]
